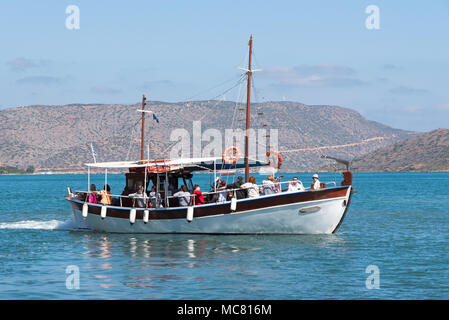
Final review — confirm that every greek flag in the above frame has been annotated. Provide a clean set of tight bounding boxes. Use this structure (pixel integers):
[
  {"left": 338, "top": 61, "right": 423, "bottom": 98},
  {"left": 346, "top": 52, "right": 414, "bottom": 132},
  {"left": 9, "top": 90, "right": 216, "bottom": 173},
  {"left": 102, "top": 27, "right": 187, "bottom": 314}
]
[
  {"left": 152, "top": 113, "right": 160, "bottom": 123},
  {"left": 90, "top": 143, "right": 97, "bottom": 163}
]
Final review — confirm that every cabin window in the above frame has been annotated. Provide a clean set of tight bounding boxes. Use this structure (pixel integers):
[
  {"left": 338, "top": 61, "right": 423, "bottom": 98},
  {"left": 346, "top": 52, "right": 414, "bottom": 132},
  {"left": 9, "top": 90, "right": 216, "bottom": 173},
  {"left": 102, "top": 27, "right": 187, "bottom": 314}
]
[
  {"left": 127, "top": 177, "right": 135, "bottom": 190},
  {"left": 125, "top": 173, "right": 148, "bottom": 192}
]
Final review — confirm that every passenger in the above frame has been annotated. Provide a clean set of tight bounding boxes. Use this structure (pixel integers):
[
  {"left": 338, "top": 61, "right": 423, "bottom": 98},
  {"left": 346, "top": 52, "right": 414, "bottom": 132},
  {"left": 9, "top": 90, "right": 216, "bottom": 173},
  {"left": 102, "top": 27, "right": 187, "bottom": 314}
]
[
  {"left": 214, "top": 177, "right": 222, "bottom": 189},
  {"left": 227, "top": 176, "right": 246, "bottom": 199},
  {"left": 312, "top": 174, "right": 321, "bottom": 190},
  {"left": 192, "top": 185, "right": 205, "bottom": 205},
  {"left": 149, "top": 185, "right": 162, "bottom": 208},
  {"left": 129, "top": 185, "right": 148, "bottom": 208},
  {"left": 100, "top": 184, "right": 112, "bottom": 205},
  {"left": 273, "top": 176, "right": 283, "bottom": 193},
  {"left": 120, "top": 186, "right": 132, "bottom": 207},
  {"left": 217, "top": 180, "right": 228, "bottom": 203},
  {"left": 288, "top": 177, "right": 305, "bottom": 192},
  {"left": 88, "top": 184, "right": 98, "bottom": 203},
  {"left": 121, "top": 186, "right": 130, "bottom": 196},
  {"left": 174, "top": 185, "right": 191, "bottom": 207},
  {"left": 167, "top": 184, "right": 175, "bottom": 197},
  {"left": 241, "top": 176, "right": 259, "bottom": 198},
  {"left": 262, "top": 175, "right": 278, "bottom": 195},
  {"left": 207, "top": 178, "right": 221, "bottom": 203}
]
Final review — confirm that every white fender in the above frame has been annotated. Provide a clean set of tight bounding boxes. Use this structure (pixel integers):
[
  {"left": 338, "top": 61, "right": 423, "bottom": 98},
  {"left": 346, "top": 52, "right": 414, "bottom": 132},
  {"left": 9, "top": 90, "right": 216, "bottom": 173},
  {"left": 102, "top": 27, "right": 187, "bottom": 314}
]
[
  {"left": 82, "top": 203, "right": 88, "bottom": 218},
  {"left": 143, "top": 210, "right": 149, "bottom": 223},
  {"left": 186, "top": 206, "right": 194, "bottom": 222},
  {"left": 101, "top": 206, "right": 107, "bottom": 219},
  {"left": 130, "top": 208, "right": 136, "bottom": 224},
  {"left": 230, "top": 197, "right": 237, "bottom": 211}
]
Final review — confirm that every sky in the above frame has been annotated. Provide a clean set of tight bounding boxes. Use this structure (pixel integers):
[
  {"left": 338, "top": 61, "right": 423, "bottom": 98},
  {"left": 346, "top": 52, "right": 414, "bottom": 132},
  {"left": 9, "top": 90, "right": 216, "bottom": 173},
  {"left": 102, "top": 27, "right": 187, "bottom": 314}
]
[{"left": 0, "top": 0, "right": 448, "bottom": 132}]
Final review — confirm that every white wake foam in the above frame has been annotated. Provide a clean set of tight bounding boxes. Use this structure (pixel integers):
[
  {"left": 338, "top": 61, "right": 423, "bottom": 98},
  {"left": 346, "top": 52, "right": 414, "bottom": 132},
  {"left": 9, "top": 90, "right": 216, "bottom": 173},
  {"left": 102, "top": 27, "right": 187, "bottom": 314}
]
[{"left": 0, "top": 219, "right": 76, "bottom": 230}]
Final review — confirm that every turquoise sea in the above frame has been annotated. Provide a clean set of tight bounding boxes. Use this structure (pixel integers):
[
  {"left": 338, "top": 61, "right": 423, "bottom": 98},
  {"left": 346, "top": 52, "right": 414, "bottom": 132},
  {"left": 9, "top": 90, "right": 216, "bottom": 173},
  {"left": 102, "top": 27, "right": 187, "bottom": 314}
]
[{"left": 0, "top": 172, "right": 448, "bottom": 299}]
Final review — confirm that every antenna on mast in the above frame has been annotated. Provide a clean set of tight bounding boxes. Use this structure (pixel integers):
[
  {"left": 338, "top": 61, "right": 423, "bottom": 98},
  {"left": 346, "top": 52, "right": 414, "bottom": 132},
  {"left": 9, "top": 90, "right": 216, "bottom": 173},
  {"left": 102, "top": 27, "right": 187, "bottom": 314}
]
[
  {"left": 140, "top": 94, "right": 146, "bottom": 161},
  {"left": 244, "top": 35, "right": 253, "bottom": 183}
]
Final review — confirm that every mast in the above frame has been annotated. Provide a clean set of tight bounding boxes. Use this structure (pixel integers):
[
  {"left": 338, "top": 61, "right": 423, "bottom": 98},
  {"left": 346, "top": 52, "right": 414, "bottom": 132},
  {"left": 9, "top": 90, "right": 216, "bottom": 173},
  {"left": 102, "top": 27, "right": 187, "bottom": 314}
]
[
  {"left": 140, "top": 94, "right": 146, "bottom": 160},
  {"left": 244, "top": 35, "right": 253, "bottom": 182}
]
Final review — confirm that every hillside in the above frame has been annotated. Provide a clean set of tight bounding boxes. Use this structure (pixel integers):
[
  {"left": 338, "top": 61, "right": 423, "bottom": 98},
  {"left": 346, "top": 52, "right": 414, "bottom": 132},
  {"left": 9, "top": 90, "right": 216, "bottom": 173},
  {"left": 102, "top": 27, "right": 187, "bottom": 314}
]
[
  {"left": 0, "top": 101, "right": 415, "bottom": 172},
  {"left": 351, "top": 128, "right": 449, "bottom": 171}
]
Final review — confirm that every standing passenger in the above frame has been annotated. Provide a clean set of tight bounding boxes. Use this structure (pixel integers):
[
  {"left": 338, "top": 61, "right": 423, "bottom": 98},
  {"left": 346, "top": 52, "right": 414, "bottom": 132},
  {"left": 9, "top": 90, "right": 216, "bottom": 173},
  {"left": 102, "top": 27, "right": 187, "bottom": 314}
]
[{"left": 149, "top": 185, "right": 162, "bottom": 208}]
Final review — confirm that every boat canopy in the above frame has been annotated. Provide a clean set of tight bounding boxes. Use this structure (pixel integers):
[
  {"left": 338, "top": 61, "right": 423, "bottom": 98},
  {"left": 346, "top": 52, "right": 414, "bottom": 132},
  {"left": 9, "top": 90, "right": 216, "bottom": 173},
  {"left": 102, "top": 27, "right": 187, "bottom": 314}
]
[{"left": 85, "top": 157, "right": 268, "bottom": 172}]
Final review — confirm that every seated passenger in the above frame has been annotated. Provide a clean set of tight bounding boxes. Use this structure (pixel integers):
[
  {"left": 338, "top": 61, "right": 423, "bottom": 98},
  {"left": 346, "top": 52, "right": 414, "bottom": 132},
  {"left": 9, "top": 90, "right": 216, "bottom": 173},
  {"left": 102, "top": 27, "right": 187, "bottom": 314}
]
[
  {"left": 192, "top": 185, "right": 205, "bottom": 205},
  {"left": 121, "top": 186, "right": 132, "bottom": 207},
  {"left": 311, "top": 174, "right": 321, "bottom": 191},
  {"left": 207, "top": 178, "right": 221, "bottom": 203},
  {"left": 88, "top": 184, "right": 98, "bottom": 203},
  {"left": 288, "top": 177, "right": 305, "bottom": 192},
  {"left": 128, "top": 185, "right": 148, "bottom": 208},
  {"left": 227, "top": 176, "right": 247, "bottom": 199},
  {"left": 167, "top": 185, "right": 175, "bottom": 197},
  {"left": 174, "top": 185, "right": 191, "bottom": 207},
  {"left": 262, "top": 175, "right": 279, "bottom": 195},
  {"left": 100, "top": 184, "right": 112, "bottom": 205},
  {"left": 241, "top": 176, "right": 259, "bottom": 198},
  {"left": 217, "top": 180, "right": 228, "bottom": 203},
  {"left": 149, "top": 185, "right": 162, "bottom": 208}
]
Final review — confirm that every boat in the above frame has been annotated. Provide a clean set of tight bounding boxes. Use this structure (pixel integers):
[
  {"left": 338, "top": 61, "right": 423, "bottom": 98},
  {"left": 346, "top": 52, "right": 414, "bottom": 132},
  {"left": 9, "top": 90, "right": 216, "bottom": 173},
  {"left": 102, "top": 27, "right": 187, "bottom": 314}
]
[{"left": 65, "top": 36, "right": 355, "bottom": 234}]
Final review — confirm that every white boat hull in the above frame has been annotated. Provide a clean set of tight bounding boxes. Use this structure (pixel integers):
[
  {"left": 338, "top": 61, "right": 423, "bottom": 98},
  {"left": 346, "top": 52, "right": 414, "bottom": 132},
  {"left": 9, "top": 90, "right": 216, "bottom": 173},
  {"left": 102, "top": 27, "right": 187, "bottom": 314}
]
[{"left": 68, "top": 187, "right": 352, "bottom": 234}]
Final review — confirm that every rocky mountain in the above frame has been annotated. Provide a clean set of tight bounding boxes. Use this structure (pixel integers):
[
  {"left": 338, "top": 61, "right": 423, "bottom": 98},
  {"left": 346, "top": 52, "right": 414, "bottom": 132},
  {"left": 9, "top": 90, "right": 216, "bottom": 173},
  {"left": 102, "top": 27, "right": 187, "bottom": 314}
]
[
  {"left": 351, "top": 128, "right": 449, "bottom": 172},
  {"left": 0, "top": 101, "right": 415, "bottom": 172}
]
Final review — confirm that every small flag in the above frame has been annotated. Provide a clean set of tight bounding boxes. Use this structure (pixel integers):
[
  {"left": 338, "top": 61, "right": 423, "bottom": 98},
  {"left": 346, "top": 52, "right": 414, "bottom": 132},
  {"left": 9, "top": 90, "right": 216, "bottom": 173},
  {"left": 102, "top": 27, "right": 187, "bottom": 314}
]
[
  {"left": 152, "top": 113, "right": 160, "bottom": 123},
  {"left": 90, "top": 143, "right": 97, "bottom": 163}
]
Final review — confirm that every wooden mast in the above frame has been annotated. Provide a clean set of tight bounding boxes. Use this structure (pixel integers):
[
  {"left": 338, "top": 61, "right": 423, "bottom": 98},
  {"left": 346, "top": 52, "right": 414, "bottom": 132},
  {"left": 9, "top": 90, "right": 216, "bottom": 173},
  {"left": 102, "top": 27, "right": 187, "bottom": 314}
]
[
  {"left": 140, "top": 94, "right": 146, "bottom": 160},
  {"left": 244, "top": 35, "right": 253, "bottom": 182}
]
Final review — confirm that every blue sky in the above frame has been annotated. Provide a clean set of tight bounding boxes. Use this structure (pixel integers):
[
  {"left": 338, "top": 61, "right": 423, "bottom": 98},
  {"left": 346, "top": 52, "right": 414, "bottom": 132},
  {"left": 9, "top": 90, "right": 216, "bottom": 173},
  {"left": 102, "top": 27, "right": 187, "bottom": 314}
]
[{"left": 0, "top": 0, "right": 448, "bottom": 131}]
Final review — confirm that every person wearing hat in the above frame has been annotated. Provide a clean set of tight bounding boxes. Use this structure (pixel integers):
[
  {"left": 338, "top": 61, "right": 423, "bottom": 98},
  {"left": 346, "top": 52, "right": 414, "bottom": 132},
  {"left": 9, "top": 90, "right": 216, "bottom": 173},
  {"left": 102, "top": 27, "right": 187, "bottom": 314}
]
[{"left": 312, "top": 174, "right": 321, "bottom": 191}]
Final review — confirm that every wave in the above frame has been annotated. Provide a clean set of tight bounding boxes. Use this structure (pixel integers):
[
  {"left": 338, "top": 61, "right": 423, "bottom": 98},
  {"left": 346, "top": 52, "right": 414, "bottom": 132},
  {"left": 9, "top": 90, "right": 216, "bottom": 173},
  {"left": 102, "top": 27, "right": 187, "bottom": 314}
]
[{"left": 0, "top": 219, "right": 76, "bottom": 231}]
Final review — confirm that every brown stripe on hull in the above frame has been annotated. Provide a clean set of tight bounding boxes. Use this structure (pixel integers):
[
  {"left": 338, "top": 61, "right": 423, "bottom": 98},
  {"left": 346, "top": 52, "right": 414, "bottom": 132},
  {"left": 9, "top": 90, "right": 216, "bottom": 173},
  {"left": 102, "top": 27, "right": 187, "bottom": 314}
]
[{"left": 69, "top": 186, "right": 349, "bottom": 221}]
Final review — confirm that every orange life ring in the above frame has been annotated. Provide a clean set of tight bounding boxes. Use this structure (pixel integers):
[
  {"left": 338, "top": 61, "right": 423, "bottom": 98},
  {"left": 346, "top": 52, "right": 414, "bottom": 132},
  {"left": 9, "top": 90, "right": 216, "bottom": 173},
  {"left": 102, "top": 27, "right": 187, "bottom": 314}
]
[
  {"left": 222, "top": 146, "right": 242, "bottom": 164},
  {"left": 266, "top": 150, "right": 283, "bottom": 169}
]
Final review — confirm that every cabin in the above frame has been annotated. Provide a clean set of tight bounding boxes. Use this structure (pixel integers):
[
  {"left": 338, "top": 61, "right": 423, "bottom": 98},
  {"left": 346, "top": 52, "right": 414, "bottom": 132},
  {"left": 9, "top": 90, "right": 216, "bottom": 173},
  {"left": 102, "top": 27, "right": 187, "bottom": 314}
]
[{"left": 83, "top": 157, "right": 268, "bottom": 208}]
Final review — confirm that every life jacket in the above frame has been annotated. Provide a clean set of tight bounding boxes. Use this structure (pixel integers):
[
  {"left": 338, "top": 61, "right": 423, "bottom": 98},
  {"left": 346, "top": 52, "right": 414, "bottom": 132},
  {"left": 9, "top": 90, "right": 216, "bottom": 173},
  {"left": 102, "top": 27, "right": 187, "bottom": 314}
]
[
  {"left": 100, "top": 190, "right": 111, "bottom": 205},
  {"left": 88, "top": 193, "right": 97, "bottom": 204}
]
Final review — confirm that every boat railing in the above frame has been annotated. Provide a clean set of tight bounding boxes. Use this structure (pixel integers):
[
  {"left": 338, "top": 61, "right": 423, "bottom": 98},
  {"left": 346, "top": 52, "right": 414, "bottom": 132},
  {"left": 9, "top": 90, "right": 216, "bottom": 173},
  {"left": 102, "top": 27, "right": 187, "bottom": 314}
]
[
  {"left": 71, "top": 179, "right": 342, "bottom": 209},
  {"left": 72, "top": 191, "right": 155, "bottom": 208},
  {"left": 160, "top": 179, "right": 340, "bottom": 206}
]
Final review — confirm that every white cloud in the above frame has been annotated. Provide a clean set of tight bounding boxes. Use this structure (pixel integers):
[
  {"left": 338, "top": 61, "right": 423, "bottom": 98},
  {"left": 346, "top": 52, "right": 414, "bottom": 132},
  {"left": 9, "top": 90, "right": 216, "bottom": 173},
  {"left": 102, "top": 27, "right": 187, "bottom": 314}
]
[
  {"left": 389, "top": 86, "right": 429, "bottom": 95},
  {"left": 262, "top": 64, "right": 366, "bottom": 88},
  {"left": 16, "top": 75, "right": 66, "bottom": 85},
  {"left": 6, "top": 58, "right": 51, "bottom": 72}
]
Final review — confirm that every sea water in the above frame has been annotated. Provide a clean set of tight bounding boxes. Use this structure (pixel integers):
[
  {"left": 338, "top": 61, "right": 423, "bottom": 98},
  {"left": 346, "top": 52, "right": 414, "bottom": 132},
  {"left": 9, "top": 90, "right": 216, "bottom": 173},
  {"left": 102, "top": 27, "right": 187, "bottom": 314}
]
[{"left": 0, "top": 172, "right": 448, "bottom": 299}]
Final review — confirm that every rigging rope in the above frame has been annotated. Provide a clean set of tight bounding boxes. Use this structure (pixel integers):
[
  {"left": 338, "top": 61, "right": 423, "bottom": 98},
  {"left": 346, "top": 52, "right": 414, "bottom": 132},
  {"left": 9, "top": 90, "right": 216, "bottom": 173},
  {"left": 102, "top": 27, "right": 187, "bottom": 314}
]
[{"left": 181, "top": 74, "right": 243, "bottom": 102}]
